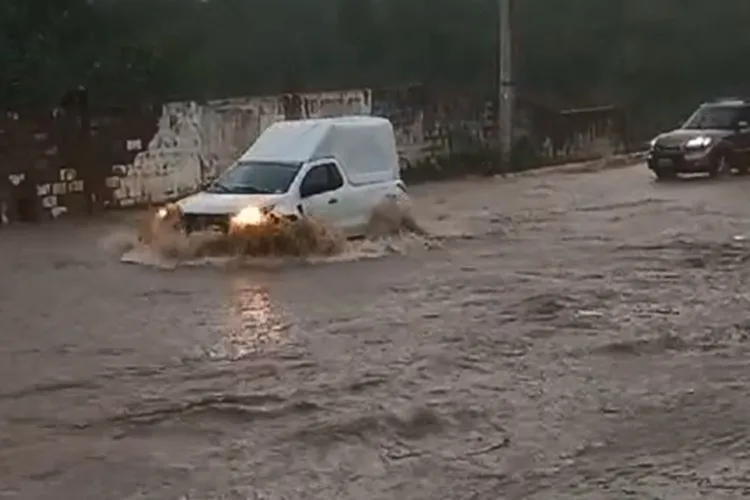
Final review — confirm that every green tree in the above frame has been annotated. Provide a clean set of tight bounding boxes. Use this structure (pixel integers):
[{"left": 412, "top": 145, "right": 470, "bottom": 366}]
[{"left": 3, "top": 0, "right": 750, "bottom": 135}]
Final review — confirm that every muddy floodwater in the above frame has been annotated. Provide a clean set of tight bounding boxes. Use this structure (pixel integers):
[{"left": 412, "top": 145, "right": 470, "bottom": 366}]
[{"left": 3, "top": 163, "right": 750, "bottom": 499}]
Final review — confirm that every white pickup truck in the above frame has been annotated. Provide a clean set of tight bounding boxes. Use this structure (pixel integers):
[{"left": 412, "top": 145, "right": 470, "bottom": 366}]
[{"left": 158, "top": 116, "right": 407, "bottom": 237}]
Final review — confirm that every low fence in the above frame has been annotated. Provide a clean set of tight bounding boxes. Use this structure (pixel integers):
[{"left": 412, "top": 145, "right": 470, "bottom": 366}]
[{"left": 0, "top": 84, "right": 627, "bottom": 224}]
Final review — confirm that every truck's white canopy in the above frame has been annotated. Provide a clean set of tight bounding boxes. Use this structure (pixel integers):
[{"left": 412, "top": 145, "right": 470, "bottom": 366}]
[{"left": 238, "top": 116, "right": 400, "bottom": 185}]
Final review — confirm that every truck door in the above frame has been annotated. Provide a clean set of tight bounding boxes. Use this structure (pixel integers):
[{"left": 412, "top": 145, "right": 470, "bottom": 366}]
[{"left": 298, "top": 162, "right": 348, "bottom": 229}]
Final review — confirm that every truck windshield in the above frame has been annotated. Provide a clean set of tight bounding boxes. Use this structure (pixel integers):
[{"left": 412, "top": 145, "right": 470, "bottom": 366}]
[
  {"left": 682, "top": 106, "right": 740, "bottom": 130},
  {"left": 207, "top": 161, "right": 301, "bottom": 194}
]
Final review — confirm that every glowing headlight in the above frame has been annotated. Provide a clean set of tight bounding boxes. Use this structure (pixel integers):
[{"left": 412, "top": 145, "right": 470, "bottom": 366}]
[
  {"left": 231, "top": 205, "right": 264, "bottom": 226},
  {"left": 649, "top": 138, "right": 657, "bottom": 149},
  {"left": 686, "top": 136, "right": 712, "bottom": 148},
  {"left": 157, "top": 207, "right": 169, "bottom": 219}
]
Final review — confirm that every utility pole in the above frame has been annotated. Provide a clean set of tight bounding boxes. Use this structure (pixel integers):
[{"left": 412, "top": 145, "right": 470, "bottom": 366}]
[{"left": 498, "top": 0, "right": 513, "bottom": 170}]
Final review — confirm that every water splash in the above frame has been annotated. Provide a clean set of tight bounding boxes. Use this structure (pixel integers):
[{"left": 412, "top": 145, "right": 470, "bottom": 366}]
[{"left": 111, "top": 196, "right": 434, "bottom": 269}]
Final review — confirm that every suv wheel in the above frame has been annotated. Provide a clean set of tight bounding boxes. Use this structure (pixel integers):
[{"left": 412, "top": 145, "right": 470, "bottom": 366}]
[{"left": 709, "top": 154, "right": 731, "bottom": 178}]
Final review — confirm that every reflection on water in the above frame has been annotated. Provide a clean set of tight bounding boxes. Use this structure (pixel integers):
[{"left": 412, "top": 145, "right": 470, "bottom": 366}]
[{"left": 215, "top": 280, "right": 291, "bottom": 359}]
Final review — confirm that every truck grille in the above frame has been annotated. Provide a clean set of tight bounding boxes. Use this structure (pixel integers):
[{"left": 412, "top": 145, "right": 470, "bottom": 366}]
[{"left": 182, "top": 213, "right": 231, "bottom": 233}]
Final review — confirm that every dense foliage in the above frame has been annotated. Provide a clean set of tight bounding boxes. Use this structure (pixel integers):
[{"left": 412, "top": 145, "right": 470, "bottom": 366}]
[{"left": 3, "top": 0, "right": 750, "bottom": 130}]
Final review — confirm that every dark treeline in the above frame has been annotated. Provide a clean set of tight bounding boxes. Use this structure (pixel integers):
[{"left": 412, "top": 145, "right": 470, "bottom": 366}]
[{"left": 3, "top": 0, "right": 750, "bottom": 129}]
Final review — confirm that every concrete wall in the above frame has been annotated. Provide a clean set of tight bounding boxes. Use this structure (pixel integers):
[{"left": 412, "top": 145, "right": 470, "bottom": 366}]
[
  {"left": 0, "top": 85, "right": 627, "bottom": 221},
  {"left": 103, "top": 85, "right": 626, "bottom": 206},
  {"left": 106, "top": 89, "right": 371, "bottom": 206}
]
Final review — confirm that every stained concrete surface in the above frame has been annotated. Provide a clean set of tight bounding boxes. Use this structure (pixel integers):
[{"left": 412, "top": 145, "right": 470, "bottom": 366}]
[{"left": 2, "top": 164, "right": 750, "bottom": 499}]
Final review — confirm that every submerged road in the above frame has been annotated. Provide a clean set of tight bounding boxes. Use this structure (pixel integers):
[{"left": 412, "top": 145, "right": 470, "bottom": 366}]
[{"left": 3, "top": 163, "right": 750, "bottom": 499}]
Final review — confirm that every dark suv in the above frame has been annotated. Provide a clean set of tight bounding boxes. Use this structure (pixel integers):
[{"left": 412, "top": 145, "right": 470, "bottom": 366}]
[{"left": 647, "top": 99, "right": 750, "bottom": 179}]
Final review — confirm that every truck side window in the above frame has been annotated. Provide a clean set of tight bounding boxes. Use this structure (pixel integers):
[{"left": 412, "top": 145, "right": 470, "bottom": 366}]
[
  {"left": 301, "top": 163, "right": 342, "bottom": 197},
  {"left": 325, "top": 163, "right": 344, "bottom": 190},
  {"left": 300, "top": 166, "right": 328, "bottom": 197}
]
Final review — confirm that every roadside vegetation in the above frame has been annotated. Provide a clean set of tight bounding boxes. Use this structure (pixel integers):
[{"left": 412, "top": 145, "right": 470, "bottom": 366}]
[{"left": 3, "top": 0, "right": 749, "bottom": 132}]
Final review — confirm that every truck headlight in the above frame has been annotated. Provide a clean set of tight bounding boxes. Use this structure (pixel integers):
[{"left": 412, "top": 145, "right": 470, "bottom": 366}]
[
  {"left": 156, "top": 204, "right": 181, "bottom": 220},
  {"left": 231, "top": 205, "right": 265, "bottom": 226}
]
